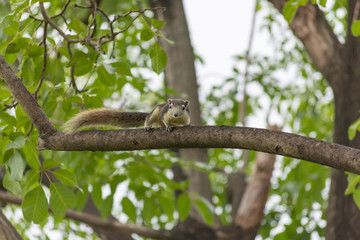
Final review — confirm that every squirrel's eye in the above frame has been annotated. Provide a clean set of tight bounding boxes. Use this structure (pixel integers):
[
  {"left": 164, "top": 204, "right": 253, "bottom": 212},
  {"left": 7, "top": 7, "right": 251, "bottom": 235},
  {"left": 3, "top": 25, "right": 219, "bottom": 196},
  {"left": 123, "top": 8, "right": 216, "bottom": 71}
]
[
  {"left": 182, "top": 106, "right": 185, "bottom": 110},
  {"left": 169, "top": 105, "right": 172, "bottom": 109}
]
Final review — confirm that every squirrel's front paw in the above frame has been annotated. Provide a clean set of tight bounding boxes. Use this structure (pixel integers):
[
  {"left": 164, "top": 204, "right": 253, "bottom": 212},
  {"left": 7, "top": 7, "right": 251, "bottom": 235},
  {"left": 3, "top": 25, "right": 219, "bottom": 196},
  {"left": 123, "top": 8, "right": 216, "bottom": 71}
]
[
  {"left": 166, "top": 126, "right": 173, "bottom": 132},
  {"left": 145, "top": 126, "right": 152, "bottom": 131}
]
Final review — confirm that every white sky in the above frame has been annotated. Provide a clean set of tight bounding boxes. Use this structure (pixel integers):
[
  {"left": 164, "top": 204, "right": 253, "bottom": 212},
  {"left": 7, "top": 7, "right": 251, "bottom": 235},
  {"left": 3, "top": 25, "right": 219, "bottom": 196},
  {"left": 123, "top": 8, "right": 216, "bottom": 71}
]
[{"left": 183, "top": 0, "right": 256, "bottom": 93}]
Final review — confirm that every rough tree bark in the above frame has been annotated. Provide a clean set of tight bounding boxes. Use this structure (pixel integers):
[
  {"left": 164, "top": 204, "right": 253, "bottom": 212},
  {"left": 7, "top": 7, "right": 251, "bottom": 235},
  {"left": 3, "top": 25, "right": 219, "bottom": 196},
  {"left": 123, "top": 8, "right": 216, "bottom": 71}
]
[{"left": 267, "top": 1, "right": 360, "bottom": 239}]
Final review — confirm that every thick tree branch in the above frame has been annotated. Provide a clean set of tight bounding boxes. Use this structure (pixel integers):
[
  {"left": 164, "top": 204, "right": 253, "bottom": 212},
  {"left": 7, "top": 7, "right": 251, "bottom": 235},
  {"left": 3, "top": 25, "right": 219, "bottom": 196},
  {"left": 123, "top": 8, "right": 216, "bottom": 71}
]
[
  {"left": 35, "top": 125, "right": 360, "bottom": 175},
  {"left": 0, "top": 191, "right": 172, "bottom": 240},
  {"left": 268, "top": 1, "right": 343, "bottom": 87}
]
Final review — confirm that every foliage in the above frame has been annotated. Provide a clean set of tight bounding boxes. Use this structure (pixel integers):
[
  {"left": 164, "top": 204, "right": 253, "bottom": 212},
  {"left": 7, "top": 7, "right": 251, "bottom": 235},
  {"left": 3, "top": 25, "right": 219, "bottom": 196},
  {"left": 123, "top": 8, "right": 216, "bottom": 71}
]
[
  {"left": 0, "top": 0, "right": 354, "bottom": 239},
  {"left": 202, "top": 1, "right": 334, "bottom": 238},
  {"left": 0, "top": 0, "right": 197, "bottom": 238},
  {"left": 281, "top": 0, "right": 360, "bottom": 38}
]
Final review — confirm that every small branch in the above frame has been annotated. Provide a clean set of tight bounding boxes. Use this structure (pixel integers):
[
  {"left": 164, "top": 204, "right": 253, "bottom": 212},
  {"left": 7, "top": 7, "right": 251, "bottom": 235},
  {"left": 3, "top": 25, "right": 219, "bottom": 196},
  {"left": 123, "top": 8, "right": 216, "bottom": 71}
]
[
  {"left": 33, "top": 22, "right": 48, "bottom": 99},
  {"left": 50, "top": 0, "right": 71, "bottom": 19},
  {"left": 39, "top": 3, "right": 166, "bottom": 55},
  {"left": 0, "top": 191, "right": 173, "bottom": 239}
]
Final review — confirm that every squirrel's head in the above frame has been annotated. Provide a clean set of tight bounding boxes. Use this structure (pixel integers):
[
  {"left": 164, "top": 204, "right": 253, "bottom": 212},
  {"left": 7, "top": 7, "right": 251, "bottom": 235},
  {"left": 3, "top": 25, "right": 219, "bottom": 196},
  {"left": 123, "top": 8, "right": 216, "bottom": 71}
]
[{"left": 167, "top": 99, "right": 190, "bottom": 117}]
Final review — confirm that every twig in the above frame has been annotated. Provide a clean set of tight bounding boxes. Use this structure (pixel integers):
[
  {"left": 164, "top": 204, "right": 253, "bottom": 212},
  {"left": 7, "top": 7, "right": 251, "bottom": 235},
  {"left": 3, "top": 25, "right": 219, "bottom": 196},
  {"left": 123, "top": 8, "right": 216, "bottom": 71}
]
[
  {"left": 50, "top": 0, "right": 71, "bottom": 19},
  {"left": 33, "top": 3, "right": 165, "bottom": 92},
  {"left": 240, "top": 0, "right": 259, "bottom": 170},
  {"left": 33, "top": 22, "right": 48, "bottom": 99}
]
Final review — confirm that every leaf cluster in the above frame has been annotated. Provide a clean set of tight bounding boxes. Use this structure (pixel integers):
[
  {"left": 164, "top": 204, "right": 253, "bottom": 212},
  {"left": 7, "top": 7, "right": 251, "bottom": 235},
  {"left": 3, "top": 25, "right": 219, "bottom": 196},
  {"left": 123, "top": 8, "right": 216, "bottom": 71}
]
[{"left": 0, "top": 0, "right": 176, "bottom": 236}]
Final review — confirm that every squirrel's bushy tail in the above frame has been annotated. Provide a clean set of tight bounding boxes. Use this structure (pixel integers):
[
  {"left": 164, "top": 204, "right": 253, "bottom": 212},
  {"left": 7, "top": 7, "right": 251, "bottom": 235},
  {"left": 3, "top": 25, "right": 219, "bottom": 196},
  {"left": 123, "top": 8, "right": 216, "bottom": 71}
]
[{"left": 63, "top": 108, "right": 147, "bottom": 131}]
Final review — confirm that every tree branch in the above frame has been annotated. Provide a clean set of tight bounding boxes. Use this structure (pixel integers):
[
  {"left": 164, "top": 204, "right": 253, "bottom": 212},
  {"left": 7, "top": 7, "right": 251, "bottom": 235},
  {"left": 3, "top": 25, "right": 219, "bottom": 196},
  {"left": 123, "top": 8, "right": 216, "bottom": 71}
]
[
  {"left": 0, "top": 191, "right": 172, "bottom": 240},
  {"left": 267, "top": 1, "right": 343, "bottom": 87},
  {"left": 34, "top": 125, "right": 360, "bottom": 175},
  {"left": 0, "top": 209, "right": 23, "bottom": 240},
  {"left": 234, "top": 151, "right": 276, "bottom": 239}
]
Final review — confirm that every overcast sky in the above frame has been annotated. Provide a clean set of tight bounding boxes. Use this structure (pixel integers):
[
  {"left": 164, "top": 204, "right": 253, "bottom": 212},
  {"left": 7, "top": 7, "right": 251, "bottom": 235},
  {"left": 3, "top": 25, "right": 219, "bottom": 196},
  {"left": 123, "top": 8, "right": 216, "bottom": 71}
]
[{"left": 183, "top": 1, "right": 257, "bottom": 93}]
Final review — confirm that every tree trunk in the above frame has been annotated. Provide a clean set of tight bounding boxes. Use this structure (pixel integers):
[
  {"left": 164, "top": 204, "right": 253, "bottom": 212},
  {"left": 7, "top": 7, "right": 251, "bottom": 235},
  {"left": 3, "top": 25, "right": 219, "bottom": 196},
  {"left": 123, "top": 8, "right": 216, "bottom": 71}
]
[
  {"left": 326, "top": 2, "right": 360, "bottom": 234},
  {"left": 267, "top": 0, "right": 360, "bottom": 239},
  {"left": 148, "top": 0, "right": 213, "bottom": 222}
]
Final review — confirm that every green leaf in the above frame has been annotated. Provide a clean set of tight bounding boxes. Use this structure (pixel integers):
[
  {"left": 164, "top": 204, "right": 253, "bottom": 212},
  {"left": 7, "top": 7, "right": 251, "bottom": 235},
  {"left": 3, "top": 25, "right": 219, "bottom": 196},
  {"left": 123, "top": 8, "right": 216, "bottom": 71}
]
[
  {"left": 49, "top": 182, "right": 76, "bottom": 218},
  {"left": 91, "top": 182, "right": 103, "bottom": 211},
  {"left": 58, "top": 46, "right": 70, "bottom": 59},
  {"left": 5, "top": 43, "right": 20, "bottom": 54},
  {"left": 7, "top": 150, "right": 26, "bottom": 181},
  {"left": 348, "top": 118, "right": 360, "bottom": 140},
  {"left": 66, "top": 52, "right": 87, "bottom": 67},
  {"left": 121, "top": 197, "right": 137, "bottom": 223},
  {"left": 21, "top": 58, "right": 33, "bottom": 84},
  {"left": 16, "top": 37, "right": 30, "bottom": 48},
  {"left": 140, "top": 29, "right": 155, "bottom": 41},
  {"left": 283, "top": 0, "right": 299, "bottom": 23},
  {"left": 353, "top": 187, "right": 360, "bottom": 209},
  {"left": 43, "top": 158, "right": 61, "bottom": 169},
  {"left": 53, "top": 169, "right": 78, "bottom": 187},
  {"left": 149, "top": 42, "right": 167, "bottom": 75},
  {"left": 33, "top": 59, "right": 49, "bottom": 82},
  {"left": 6, "top": 135, "right": 27, "bottom": 150},
  {"left": 177, "top": 193, "right": 191, "bottom": 221},
  {"left": 97, "top": 65, "right": 116, "bottom": 86},
  {"left": 152, "top": 19, "right": 166, "bottom": 29},
  {"left": 318, "top": 0, "right": 326, "bottom": 7},
  {"left": 74, "top": 59, "right": 93, "bottom": 76},
  {"left": 3, "top": 53, "right": 17, "bottom": 64},
  {"left": 3, "top": 170, "right": 22, "bottom": 195},
  {"left": 22, "top": 186, "right": 48, "bottom": 223},
  {"left": 101, "top": 195, "right": 113, "bottom": 219},
  {"left": 157, "top": 194, "right": 174, "bottom": 221},
  {"left": 2, "top": 149, "right": 13, "bottom": 164},
  {"left": 76, "top": 188, "right": 89, "bottom": 211},
  {"left": 194, "top": 197, "right": 214, "bottom": 225},
  {"left": 112, "top": 62, "right": 132, "bottom": 76},
  {"left": 3, "top": 21, "right": 19, "bottom": 36},
  {"left": 62, "top": 98, "right": 72, "bottom": 113},
  {"left": 50, "top": 58, "right": 64, "bottom": 84},
  {"left": 352, "top": 20, "right": 360, "bottom": 37},
  {"left": 68, "top": 18, "right": 87, "bottom": 34},
  {"left": 22, "top": 169, "right": 40, "bottom": 195},
  {"left": 142, "top": 197, "right": 155, "bottom": 224},
  {"left": 346, "top": 173, "right": 360, "bottom": 195},
  {"left": 43, "top": 100, "right": 58, "bottom": 116},
  {"left": 27, "top": 45, "right": 44, "bottom": 57},
  {"left": 23, "top": 141, "right": 40, "bottom": 169},
  {"left": 68, "top": 95, "right": 83, "bottom": 104}
]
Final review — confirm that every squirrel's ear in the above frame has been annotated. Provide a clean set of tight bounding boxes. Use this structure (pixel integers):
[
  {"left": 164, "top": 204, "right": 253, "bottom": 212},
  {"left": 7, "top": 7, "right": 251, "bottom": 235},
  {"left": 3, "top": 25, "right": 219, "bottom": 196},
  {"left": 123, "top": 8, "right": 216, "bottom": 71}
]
[{"left": 184, "top": 100, "right": 189, "bottom": 106}]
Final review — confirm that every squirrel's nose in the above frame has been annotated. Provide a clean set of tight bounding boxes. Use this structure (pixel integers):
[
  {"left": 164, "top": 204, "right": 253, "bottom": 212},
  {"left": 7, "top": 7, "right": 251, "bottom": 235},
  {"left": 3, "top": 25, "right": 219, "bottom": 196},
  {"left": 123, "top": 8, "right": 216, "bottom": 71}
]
[{"left": 174, "top": 114, "right": 178, "bottom": 117}]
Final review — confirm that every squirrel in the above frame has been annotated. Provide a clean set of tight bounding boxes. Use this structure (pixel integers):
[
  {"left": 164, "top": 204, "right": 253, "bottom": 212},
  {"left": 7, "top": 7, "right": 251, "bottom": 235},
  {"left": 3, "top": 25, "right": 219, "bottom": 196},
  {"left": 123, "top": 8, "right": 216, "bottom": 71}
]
[{"left": 64, "top": 99, "right": 191, "bottom": 132}]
